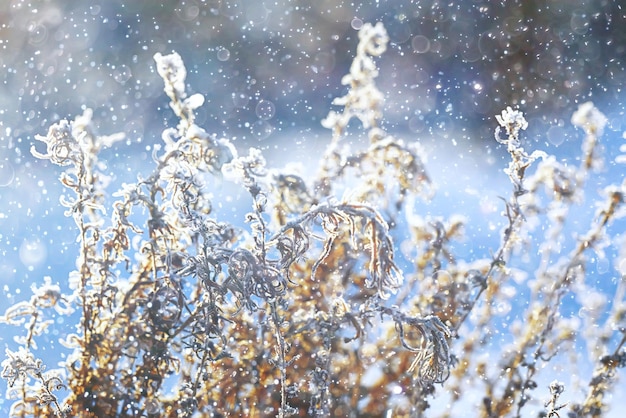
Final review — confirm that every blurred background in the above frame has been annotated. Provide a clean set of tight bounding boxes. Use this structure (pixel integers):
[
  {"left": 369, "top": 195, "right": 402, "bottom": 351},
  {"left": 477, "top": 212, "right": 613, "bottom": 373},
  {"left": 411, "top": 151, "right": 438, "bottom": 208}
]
[
  {"left": 1, "top": 0, "right": 624, "bottom": 145},
  {"left": 0, "top": 0, "right": 625, "bottom": 414},
  {"left": 1, "top": 0, "right": 625, "bottom": 209}
]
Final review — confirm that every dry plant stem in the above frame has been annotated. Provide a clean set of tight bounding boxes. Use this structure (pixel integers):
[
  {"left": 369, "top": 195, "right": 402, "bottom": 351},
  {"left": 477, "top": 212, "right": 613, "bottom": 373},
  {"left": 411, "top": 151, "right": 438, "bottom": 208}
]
[
  {"left": 509, "top": 152, "right": 615, "bottom": 417},
  {"left": 34, "top": 372, "right": 66, "bottom": 417},
  {"left": 72, "top": 140, "right": 107, "bottom": 395},
  {"left": 451, "top": 112, "right": 540, "bottom": 339},
  {"left": 492, "top": 137, "right": 606, "bottom": 416},
  {"left": 7, "top": 22, "right": 626, "bottom": 418},
  {"left": 573, "top": 196, "right": 626, "bottom": 416},
  {"left": 270, "top": 301, "right": 289, "bottom": 418},
  {"left": 442, "top": 109, "right": 544, "bottom": 417},
  {"left": 488, "top": 120, "right": 617, "bottom": 417},
  {"left": 544, "top": 380, "right": 567, "bottom": 418},
  {"left": 578, "top": 332, "right": 626, "bottom": 417},
  {"left": 485, "top": 105, "right": 608, "bottom": 416},
  {"left": 451, "top": 213, "right": 518, "bottom": 335}
]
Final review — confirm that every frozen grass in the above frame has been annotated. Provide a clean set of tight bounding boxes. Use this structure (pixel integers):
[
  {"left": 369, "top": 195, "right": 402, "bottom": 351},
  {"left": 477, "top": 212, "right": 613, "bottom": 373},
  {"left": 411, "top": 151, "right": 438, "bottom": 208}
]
[{"left": 2, "top": 22, "right": 626, "bottom": 417}]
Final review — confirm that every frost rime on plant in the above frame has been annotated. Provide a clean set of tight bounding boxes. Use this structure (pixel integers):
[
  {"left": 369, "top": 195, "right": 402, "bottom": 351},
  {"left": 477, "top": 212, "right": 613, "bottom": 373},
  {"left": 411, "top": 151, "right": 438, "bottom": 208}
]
[
  {"left": 8, "top": 24, "right": 453, "bottom": 416},
  {"left": 5, "top": 19, "right": 626, "bottom": 418}
]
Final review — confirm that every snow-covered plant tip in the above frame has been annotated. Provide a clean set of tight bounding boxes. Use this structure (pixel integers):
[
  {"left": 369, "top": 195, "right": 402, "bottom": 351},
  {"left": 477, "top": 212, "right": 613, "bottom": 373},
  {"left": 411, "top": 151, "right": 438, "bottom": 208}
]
[{"left": 3, "top": 21, "right": 626, "bottom": 417}]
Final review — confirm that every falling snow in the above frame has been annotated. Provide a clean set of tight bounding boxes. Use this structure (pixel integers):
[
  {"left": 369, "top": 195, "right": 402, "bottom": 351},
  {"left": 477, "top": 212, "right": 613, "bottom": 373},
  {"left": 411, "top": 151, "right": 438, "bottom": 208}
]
[{"left": 1, "top": 1, "right": 626, "bottom": 417}]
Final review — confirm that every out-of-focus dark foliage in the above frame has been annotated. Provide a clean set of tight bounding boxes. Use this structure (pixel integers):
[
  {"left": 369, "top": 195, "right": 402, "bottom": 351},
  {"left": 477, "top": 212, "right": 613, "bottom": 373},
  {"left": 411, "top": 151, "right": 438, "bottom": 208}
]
[{"left": 1, "top": 0, "right": 624, "bottom": 147}]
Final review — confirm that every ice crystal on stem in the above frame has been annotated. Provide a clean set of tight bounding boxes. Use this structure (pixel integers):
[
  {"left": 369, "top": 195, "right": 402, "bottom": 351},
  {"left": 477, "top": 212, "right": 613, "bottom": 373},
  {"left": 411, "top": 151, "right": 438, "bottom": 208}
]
[
  {"left": 571, "top": 101, "right": 608, "bottom": 136},
  {"left": 494, "top": 106, "right": 546, "bottom": 196},
  {"left": 571, "top": 101, "right": 607, "bottom": 171},
  {"left": 154, "top": 51, "right": 205, "bottom": 133},
  {"left": 321, "top": 22, "right": 389, "bottom": 135},
  {"left": 318, "top": 21, "right": 430, "bottom": 208},
  {"left": 5, "top": 19, "right": 626, "bottom": 418},
  {"left": 1, "top": 348, "right": 43, "bottom": 387},
  {"left": 544, "top": 380, "right": 567, "bottom": 417},
  {"left": 495, "top": 106, "right": 528, "bottom": 148},
  {"left": 2, "top": 348, "right": 69, "bottom": 417}
]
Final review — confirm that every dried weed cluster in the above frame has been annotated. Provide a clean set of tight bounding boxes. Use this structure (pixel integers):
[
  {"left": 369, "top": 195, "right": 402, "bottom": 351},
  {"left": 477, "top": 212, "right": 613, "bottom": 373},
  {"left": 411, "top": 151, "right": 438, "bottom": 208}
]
[{"left": 2, "top": 22, "right": 626, "bottom": 417}]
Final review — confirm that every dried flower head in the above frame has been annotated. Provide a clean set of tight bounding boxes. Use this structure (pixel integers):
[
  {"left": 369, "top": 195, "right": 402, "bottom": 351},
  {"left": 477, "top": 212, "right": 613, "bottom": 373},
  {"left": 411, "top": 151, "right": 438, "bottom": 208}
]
[
  {"left": 7, "top": 18, "right": 626, "bottom": 418},
  {"left": 571, "top": 101, "right": 608, "bottom": 136},
  {"left": 30, "top": 120, "right": 81, "bottom": 167},
  {"left": 1, "top": 347, "right": 44, "bottom": 387},
  {"left": 154, "top": 51, "right": 187, "bottom": 101},
  {"left": 495, "top": 106, "right": 528, "bottom": 147}
]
